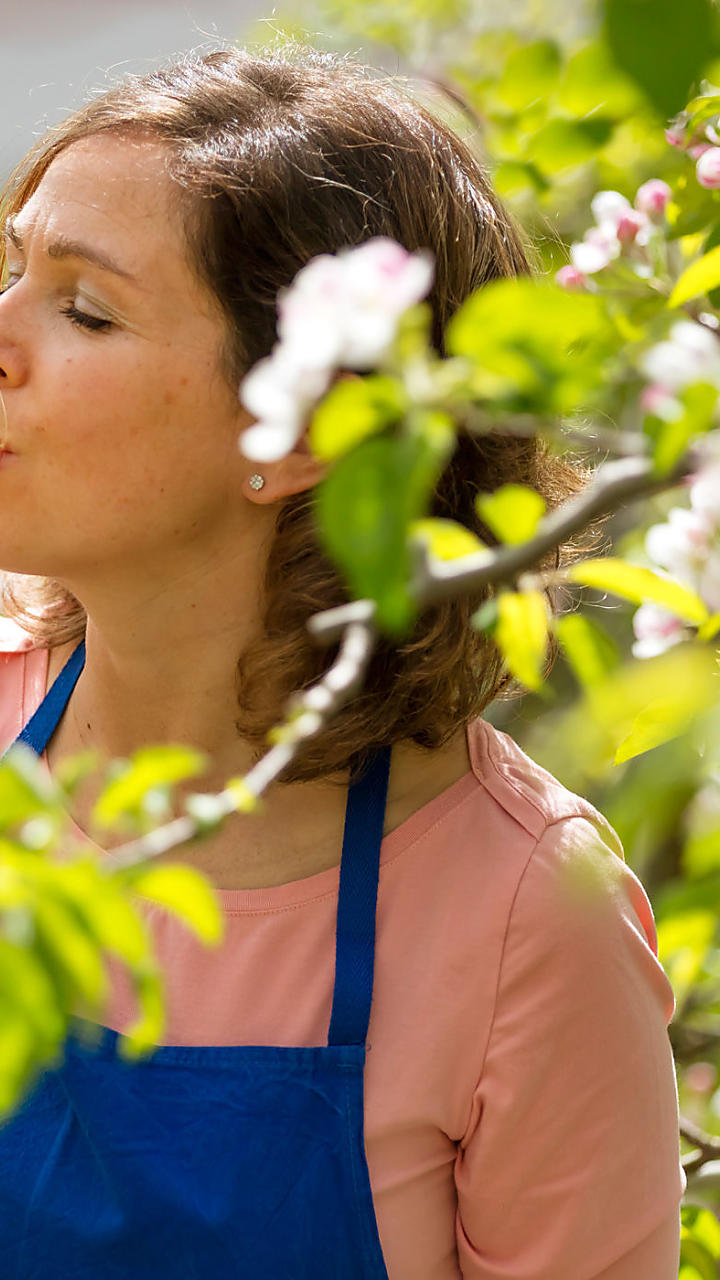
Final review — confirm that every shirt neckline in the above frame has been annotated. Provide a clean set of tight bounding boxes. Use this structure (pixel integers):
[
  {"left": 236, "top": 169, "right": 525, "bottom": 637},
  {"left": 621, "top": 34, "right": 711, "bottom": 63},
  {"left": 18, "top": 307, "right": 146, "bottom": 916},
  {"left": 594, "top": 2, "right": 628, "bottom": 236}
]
[{"left": 33, "top": 647, "right": 482, "bottom": 913}]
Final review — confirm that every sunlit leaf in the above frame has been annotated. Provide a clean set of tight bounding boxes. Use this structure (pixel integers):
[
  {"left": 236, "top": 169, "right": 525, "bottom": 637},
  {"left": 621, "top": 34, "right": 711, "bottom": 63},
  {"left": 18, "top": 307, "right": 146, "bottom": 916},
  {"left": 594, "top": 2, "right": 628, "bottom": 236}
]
[
  {"left": 496, "top": 39, "right": 562, "bottom": 111},
  {"left": 408, "top": 518, "right": 490, "bottom": 561},
  {"left": 656, "top": 909, "right": 715, "bottom": 999},
  {"left": 494, "top": 589, "right": 552, "bottom": 693},
  {"left": 475, "top": 484, "right": 546, "bottom": 544},
  {"left": 315, "top": 419, "right": 455, "bottom": 635},
  {"left": 527, "top": 118, "right": 614, "bottom": 172},
  {"left": 92, "top": 745, "right": 209, "bottom": 830},
  {"left": 565, "top": 557, "right": 709, "bottom": 624},
  {"left": 308, "top": 375, "right": 406, "bottom": 461},
  {"left": 669, "top": 244, "right": 720, "bottom": 307},
  {"left": 554, "top": 612, "right": 621, "bottom": 685},
  {"left": 446, "top": 279, "right": 614, "bottom": 413},
  {"left": 556, "top": 40, "right": 641, "bottom": 117},
  {"left": 117, "top": 865, "right": 225, "bottom": 945}
]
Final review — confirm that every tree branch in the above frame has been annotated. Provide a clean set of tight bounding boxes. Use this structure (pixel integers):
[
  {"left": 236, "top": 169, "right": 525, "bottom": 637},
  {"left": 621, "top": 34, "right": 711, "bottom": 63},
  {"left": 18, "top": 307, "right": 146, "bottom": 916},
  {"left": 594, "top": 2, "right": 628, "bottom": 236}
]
[{"left": 101, "top": 437, "right": 709, "bottom": 871}]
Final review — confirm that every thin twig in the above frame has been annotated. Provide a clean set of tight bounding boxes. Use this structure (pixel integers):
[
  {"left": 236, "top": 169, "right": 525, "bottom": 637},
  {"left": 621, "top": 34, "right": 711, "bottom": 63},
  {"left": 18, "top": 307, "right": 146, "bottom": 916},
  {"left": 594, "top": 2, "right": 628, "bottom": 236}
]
[{"left": 103, "top": 436, "right": 709, "bottom": 870}]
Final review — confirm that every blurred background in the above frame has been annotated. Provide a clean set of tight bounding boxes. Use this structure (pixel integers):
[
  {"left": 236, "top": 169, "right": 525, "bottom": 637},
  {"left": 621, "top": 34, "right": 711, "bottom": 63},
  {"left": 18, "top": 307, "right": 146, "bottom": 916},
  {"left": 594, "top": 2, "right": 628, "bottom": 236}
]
[{"left": 0, "top": 1, "right": 268, "bottom": 179}]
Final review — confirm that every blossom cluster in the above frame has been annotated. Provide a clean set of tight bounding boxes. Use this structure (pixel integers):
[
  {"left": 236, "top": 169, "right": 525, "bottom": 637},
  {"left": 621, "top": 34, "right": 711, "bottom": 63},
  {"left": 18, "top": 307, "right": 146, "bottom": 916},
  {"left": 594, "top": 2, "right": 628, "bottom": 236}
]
[
  {"left": 555, "top": 180, "right": 672, "bottom": 289},
  {"left": 665, "top": 109, "right": 720, "bottom": 189},
  {"left": 632, "top": 441, "right": 720, "bottom": 657},
  {"left": 238, "top": 237, "right": 434, "bottom": 463},
  {"left": 638, "top": 317, "right": 720, "bottom": 423}
]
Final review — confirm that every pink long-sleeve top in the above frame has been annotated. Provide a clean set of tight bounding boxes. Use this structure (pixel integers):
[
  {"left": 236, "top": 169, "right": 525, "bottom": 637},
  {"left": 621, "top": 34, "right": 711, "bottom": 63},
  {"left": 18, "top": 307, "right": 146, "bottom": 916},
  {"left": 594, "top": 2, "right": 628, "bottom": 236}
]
[{"left": 0, "top": 623, "right": 686, "bottom": 1278}]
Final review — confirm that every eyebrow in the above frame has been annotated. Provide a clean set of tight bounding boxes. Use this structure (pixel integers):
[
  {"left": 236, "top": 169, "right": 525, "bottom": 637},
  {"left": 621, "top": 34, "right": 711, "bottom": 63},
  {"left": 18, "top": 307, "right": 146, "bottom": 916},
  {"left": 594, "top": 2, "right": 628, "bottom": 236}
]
[{"left": 2, "top": 215, "right": 140, "bottom": 285}]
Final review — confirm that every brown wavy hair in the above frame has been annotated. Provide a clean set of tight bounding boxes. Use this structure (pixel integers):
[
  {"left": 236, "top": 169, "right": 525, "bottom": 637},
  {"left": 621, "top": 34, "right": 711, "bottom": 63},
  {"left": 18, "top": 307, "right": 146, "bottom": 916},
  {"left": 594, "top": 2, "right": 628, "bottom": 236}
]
[{"left": 0, "top": 42, "right": 611, "bottom": 783}]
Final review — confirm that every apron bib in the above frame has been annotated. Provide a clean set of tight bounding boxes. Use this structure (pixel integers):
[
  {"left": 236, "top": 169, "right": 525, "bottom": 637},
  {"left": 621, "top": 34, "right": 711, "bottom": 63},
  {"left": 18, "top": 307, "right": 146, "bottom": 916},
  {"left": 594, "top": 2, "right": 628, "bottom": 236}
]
[{"left": 0, "top": 639, "right": 390, "bottom": 1278}]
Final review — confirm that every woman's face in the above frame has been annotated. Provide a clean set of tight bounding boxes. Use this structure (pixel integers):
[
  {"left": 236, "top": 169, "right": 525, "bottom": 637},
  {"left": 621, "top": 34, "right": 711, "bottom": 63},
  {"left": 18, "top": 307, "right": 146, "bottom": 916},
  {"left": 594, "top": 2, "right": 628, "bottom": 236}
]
[{"left": 0, "top": 131, "right": 252, "bottom": 582}]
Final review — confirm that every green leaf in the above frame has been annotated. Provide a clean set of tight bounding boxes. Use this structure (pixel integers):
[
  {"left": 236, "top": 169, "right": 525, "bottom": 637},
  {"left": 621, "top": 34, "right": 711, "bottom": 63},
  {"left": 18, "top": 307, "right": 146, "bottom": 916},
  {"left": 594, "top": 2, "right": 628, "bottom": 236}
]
[
  {"left": 315, "top": 420, "right": 455, "bottom": 636},
  {"left": 703, "top": 221, "right": 720, "bottom": 308},
  {"left": 556, "top": 40, "right": 642, "bottom": 117},
  {"left": 527, "top": 118, "right": 614, "bottom": 172},
  {"left": 669, "top": 244, "right": 720, "bottom": 307},
  {"left": 475, "top": 484, "right": 546, "bottom": 545},
  {"left": 679, "top": 1235, "right": 720, "bottom": 1280},
  {"left": 492, "top": 161, "right": 549, "bottom": 198},
  {"left": 565, "top": 557, "right": 709, "bottom": 624},
  {"left": 647, "top": 382, "right": 720, "bottom": 476},
  {"left": 92, "top": 745, "right": 209, "bottom": 831},
  {"left": 0, "top": 745, "right": 62, "bottom": 831},
  {"left": 686, "top": 92, "right": 720, "bottom": 133},
  {"left": 686, "top": 1207, "right": 720, "bottom": 1259},
  {"left": 602, "top": 0, "right": 717, "bottom": 119},
  {"left": 408, "top": 518, "right": 490, "bottom": 561},
  {"left": 554, "top": 612, "right": 621, "bottom": 686},
  {"left": 496, "top": 39, "right": 562, "bottom": 111},
  {"left": 308, "top": 375, "right": 406, "bottom": 462},
  {"left": 494, "top": 589, "right": 551, "bottom": 693},
  {"left": 657, "top": 908, "right": 715, "bottom": 997},
  {"left": 119, "top": 864, "right": 225, "bottom": 945},
  {"left": 446, "top": 278, "right": 613, "bottom": 414}
]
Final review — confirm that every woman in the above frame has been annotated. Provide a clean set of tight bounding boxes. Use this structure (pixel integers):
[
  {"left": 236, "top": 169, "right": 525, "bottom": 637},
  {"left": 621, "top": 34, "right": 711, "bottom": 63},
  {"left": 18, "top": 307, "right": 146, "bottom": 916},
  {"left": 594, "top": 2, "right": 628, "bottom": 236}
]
[{"left": 0, "top": 43, "right": 684, "bottom": 1279}]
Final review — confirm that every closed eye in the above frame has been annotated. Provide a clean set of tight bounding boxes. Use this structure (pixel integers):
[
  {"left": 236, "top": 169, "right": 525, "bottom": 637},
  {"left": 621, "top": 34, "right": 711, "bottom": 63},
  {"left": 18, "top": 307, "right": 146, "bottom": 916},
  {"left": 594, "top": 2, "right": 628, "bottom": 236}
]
[{"left": 0, "top": 281, "right": 113, "bottom": 333}]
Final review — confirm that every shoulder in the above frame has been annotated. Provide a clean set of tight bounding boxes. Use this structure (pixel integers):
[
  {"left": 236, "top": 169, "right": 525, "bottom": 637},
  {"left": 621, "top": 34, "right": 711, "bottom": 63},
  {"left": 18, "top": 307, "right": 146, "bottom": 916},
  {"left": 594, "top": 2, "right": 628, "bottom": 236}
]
[
  {"left": 466, "top": 716, "right": 660, "bottom": 963},
  {"left": 468, "top": 715, "right": 623, "bottom": 854}
]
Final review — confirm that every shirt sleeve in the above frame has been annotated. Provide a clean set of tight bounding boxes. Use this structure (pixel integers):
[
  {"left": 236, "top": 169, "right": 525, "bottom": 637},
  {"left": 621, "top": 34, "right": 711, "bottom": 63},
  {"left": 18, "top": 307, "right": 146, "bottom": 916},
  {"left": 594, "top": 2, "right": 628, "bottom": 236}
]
[{"left": 454, "top": 812, "right": 686, "bottom": 1280}]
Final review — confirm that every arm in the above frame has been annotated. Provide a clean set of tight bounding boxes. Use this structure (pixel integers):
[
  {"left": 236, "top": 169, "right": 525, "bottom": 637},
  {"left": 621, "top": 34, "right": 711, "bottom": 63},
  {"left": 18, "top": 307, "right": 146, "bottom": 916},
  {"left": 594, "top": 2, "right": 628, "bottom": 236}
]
[{"left": 454, "top": 813, "right": 685, "bottom": 1280}]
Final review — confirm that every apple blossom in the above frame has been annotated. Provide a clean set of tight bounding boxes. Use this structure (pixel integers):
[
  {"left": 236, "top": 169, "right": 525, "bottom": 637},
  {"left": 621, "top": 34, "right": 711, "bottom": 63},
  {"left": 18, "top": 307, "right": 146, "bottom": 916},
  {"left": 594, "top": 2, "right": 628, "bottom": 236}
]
[
  {"left": 631, "top": 600, "right": 691, "bottom": 658},
  {"left": 639, "top": 383, "right": 683, "bottom": 421},
  {"left": 616, "top": 212, "right": 646, "bottom": 245},
  {"left": 238, "top": 237, "right": 435, "bottom": 462},
  {"left": 634, "top": 179, "right": 672, "bottom": 220},
  {"left": 554, "top": 264, "right": 587, "bottom": 290},
  {"left": 664, "top": 123, "right": 687, "bottom": 149},
  {"left": 696, "top": 147, "right": 720, "bottom": 188},
  {"left": 639, "top": 320, "right": 720, "bottom": 394}
]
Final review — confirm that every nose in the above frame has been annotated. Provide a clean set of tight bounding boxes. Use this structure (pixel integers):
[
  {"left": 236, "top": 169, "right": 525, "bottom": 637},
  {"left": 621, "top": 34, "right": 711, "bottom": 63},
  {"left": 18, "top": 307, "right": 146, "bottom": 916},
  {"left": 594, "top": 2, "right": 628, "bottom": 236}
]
[
  {"left": 0, "top": 336, "right": 28, "bottom": 386},
  {"left": 0, "top": 287, "right": 29, "bottom": 385}
]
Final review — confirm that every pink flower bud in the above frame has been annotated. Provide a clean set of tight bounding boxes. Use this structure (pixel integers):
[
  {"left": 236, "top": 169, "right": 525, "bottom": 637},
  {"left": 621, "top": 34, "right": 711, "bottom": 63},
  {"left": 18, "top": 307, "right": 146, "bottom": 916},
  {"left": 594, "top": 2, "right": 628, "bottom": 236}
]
[
  {"left": 689, "top": 141, "right": 714, "bottom": 161},
  {"left": 616, "top": 212, "right": 644, "bottom": 244},
  {"left": 697, "top": 147, "right": 720, "bottom": 188},
  {"left": 634, "top": 179, "right": 672, "bottom": 219},
  {"left": 664, "top": 124, "right": 686, "bottom": 148},
  {"left": 639, "top": 383, "right": 683, "bottom": 420},
  {"left": 555, "top": 265, "right": 587, "bottom": 291}
]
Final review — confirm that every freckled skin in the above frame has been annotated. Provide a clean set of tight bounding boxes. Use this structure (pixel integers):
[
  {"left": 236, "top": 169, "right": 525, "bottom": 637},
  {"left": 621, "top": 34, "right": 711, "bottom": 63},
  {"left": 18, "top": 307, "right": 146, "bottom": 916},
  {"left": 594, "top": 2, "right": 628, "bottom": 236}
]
[{"left": 0, "top": 134, "right": 255, "bottom": 585}]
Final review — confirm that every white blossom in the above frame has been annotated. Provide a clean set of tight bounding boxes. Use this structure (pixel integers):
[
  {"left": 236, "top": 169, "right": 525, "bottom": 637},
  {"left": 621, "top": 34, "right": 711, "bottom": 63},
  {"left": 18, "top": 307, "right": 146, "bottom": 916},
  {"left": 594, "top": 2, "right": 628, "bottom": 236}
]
[
  {"left": 238, "top": 237, "right": 435, "bottom": 462},
  {"left": 631, "top": 601, "right": 691, "bottom": 658}
]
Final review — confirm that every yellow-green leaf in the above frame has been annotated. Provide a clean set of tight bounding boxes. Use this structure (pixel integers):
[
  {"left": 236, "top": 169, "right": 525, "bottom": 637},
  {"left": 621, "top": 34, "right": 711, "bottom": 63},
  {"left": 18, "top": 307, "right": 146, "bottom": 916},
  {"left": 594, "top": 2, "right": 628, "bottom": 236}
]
[
  {"left": 565, "top": 557, "right": 709, "bottom": 624},
  {"left": 308, "top": 375, "right": 405, "bottom": 461},
  {"left": 669, "top": 244, "right": 720, "bottom": 307},
  {"left": 475, "top": 484, "right": 546, "bottom": 544},
  {"left": 120, "top": 865, "right": 225, "bottom": 945},
  {"left": 554, "top": 612, "right": 620, "bottom": 685},
  {"left": 408, "top": 518, "right": 490, "bottom": 561},
  {"left": 495, "top": 589, "right": 551, "bottom": 692}
]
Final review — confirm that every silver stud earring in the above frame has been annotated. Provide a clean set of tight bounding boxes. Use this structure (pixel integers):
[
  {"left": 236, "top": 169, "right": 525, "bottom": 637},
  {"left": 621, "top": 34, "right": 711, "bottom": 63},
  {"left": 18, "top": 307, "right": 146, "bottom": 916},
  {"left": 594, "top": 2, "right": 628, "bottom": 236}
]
[{"left": 248, "top": 473, "right": 265, "bottom": 491}]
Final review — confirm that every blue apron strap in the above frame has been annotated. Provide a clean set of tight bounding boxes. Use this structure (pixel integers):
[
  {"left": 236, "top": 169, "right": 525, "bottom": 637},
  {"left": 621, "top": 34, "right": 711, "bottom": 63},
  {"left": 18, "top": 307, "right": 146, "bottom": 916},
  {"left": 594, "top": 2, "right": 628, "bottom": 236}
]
[
  {"left": 7, "top": 635, "right": 389, "bottom": 1050},
  {"left": 328, "top": 745, "right": 391, "bottom": 1048},
  {"left": 9, "top": 638, "right": 86, "bottom": 759}
]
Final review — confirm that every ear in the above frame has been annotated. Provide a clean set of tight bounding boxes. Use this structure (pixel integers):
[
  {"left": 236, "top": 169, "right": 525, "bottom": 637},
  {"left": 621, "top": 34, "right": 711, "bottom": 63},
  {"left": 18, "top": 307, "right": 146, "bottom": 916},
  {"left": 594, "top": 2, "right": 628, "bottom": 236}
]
[{"left": 243, "top": 371, "right": 362, "bottom": 503}]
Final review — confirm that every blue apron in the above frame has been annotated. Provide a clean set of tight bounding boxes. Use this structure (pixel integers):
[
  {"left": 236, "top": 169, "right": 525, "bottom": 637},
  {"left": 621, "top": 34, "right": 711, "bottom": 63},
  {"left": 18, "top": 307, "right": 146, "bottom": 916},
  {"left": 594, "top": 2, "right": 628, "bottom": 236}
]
[{"left": 0, "top": 639, "right": 391, "bottom": 1278}]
